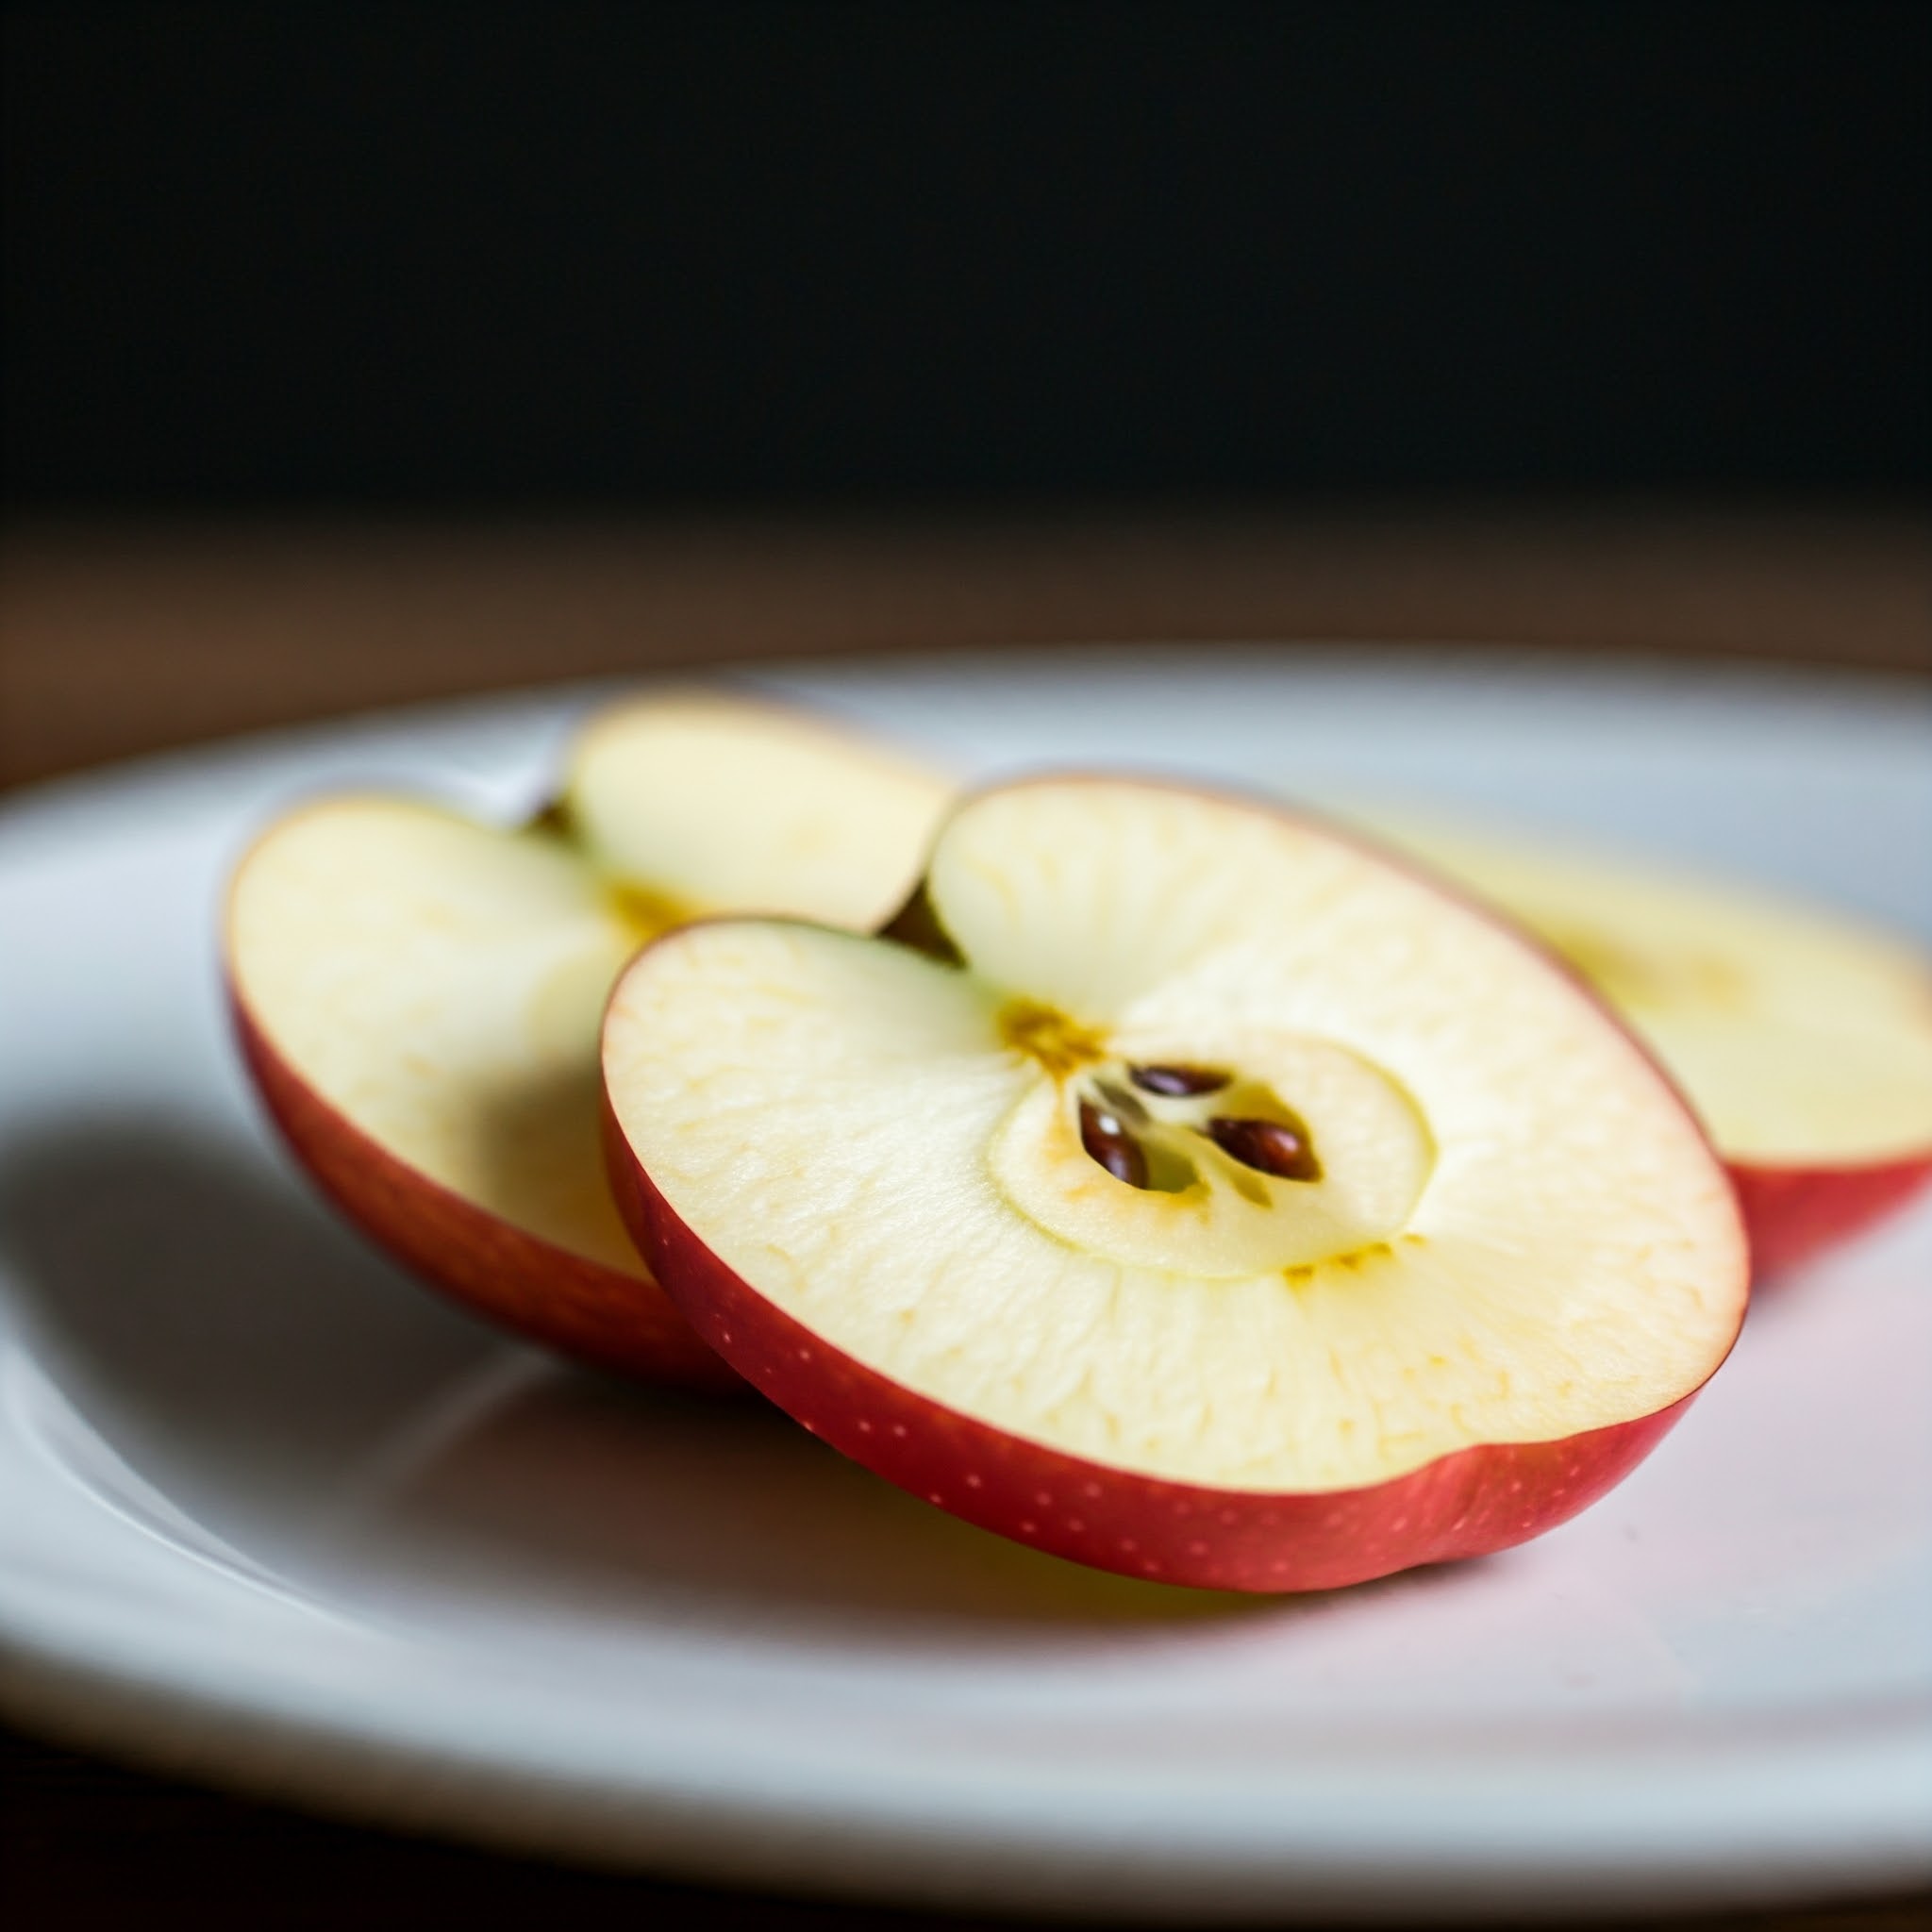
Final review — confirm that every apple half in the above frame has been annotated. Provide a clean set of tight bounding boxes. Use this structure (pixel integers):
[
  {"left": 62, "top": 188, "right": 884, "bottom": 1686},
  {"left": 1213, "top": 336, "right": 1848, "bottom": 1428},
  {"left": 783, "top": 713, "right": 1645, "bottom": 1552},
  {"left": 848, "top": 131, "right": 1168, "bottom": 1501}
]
[
  {"left": 603, "top": 778, "right": 1747, "bottom": 1591},
  {"left": 227, "top": 691, "right": 952, "bottom": 1386},
  {"left": 1357, "top": 814, "right": 1932, "bottom": 1280}
]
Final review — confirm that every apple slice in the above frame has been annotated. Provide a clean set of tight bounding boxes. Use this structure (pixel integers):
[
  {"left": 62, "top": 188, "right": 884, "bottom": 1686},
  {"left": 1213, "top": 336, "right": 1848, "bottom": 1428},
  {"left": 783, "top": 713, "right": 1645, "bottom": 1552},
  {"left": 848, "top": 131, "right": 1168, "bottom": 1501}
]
[
  {"left": 561, "top": 691, "right": 957, "bottom": 931},
  {"left": 603, "top": 777, "right": 1746, "bottom": 1591},
  {"left": 1354, "top": 813, "right": 1932, "bottom": 1279},
  {"left": 227, "top": 691, "right": 951, "bottom": 1386}
]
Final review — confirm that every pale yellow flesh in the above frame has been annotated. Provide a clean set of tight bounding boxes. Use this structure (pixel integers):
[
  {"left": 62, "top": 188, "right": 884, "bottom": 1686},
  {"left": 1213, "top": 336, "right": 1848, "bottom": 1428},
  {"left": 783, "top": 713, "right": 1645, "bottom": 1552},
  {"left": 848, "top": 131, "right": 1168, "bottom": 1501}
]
[
  {"left": 605, "top": 782, "right": 1745, "bottom": 1494},
  {"left": 228, "top": 693, "right": 956, "bottom": 1270},
  {"left": 231, "top": 798, "right": 647, "bottom": 1271},
  {"left": 1357, "top": 812, "right": 1932, "bottom": 1166},
  {"left": 567, "top": 692, "right": 954, "bottom": 928}
]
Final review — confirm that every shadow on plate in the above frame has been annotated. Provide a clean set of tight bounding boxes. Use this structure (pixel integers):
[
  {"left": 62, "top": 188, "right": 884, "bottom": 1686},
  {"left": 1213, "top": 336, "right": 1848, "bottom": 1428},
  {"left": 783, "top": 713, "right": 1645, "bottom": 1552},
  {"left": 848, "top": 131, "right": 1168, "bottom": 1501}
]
[
  {"left": 0, "top": 1114, "right": 1436, "bottom": 1641},
  {"left": 0, "top": 1114, "right": 491, "bottom": 1485},
  {"left": 331, "top": 1359, "right": 1326, "bottom": 1635}
]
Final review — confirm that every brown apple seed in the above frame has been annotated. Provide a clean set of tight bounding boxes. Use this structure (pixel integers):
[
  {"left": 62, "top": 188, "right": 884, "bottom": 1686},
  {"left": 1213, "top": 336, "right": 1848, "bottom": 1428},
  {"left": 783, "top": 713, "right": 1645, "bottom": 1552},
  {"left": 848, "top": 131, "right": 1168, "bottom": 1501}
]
[
  {"left": 1204, "top": 1114, "right": 1323, "bottom": 1183},
  {"left": 1128, "top": 1064, "right": 1230, "bottom": 1097},
  {"left": 1079, "top": 1099, "right": 1150, "bottom": 1189}
]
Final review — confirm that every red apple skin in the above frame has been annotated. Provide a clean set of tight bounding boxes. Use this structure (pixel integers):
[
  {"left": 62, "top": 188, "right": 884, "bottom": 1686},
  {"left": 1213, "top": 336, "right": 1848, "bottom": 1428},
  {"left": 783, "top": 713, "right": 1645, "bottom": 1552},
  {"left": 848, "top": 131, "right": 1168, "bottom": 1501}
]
[
  {"left": 1730, "top": 1156, "right": 1932, "bottom": 1283},
  {"left": 607, "top": 1103, "right": 1728, "bottom": 1593},
  {"left": 234, "top": 998, "right": 741, "bottom": 1391}
]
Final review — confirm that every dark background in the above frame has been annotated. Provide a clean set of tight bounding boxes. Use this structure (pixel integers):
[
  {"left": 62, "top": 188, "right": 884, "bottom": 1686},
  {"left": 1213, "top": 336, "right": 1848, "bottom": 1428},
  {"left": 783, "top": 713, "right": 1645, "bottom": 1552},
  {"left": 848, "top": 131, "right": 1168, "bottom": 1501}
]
[{"left": 4, "top": 0, "right": 1928, "bottom": 511}]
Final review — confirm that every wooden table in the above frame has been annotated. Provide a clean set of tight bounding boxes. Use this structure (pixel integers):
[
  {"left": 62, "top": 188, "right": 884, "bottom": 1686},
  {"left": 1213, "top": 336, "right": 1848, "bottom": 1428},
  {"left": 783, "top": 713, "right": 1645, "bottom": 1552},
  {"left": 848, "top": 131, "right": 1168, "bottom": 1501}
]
[
  {"left": 4, "top": 509, "right": 1927, "bottom": 790},
  {"left": 4, "top": 512, "right": 1928, "bottom": 1928}
]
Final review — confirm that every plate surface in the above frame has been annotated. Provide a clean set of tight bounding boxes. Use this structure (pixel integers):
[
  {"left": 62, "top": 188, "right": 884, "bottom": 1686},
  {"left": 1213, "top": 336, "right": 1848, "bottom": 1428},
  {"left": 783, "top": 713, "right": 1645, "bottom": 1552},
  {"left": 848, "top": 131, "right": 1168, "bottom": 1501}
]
[{"left": 2, "top": 649, "right": 1929, "bottom": 1921}]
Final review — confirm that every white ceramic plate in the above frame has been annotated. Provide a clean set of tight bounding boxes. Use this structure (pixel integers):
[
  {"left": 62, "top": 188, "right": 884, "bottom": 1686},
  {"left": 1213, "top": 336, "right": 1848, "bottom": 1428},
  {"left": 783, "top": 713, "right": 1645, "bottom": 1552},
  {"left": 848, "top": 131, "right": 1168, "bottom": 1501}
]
[{"left": 2, "top": 649, "right": 1929, "bottom": 1922}]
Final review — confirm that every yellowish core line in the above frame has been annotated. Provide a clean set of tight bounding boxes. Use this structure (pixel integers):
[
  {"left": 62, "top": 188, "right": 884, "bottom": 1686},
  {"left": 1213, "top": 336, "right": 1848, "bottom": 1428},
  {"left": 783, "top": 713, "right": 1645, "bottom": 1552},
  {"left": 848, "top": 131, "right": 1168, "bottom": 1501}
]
[
  {"left": 608, "top": 880, "right": 700, "bottom": 948},
  {"left": 526, "top": 798, "right": 699, "bottom": 948},
  {"left": 997, "top": 997, "right": 1108, "bottom": 1079}
]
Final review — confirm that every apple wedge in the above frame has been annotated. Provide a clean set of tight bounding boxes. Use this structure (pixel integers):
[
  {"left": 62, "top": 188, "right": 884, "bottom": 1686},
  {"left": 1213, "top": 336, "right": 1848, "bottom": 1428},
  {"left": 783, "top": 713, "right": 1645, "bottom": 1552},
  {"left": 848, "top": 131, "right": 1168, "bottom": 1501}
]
[
  {"left": 227, "top": 691, "right": 951, "bottom": 1386},
  {"left": 603, "top": 777, "right": 1747, "bottom": 1591},
  {"left": 1356, "top": 814, "right": 1932, "bottom": 1279}
]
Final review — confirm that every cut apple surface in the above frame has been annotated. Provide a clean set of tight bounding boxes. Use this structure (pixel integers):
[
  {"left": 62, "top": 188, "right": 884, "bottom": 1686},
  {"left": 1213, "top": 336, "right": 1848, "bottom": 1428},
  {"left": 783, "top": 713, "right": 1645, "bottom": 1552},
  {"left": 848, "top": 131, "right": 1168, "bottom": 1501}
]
[
  {"left": 227, "top": 691, "right": 952, "bottom": 1386},
  {"left": 1355, "top": 812, "right": 1932, "bottom": 1278},
  {"left": 562, "top": 691, "right": 955, "bottom": 929},
  {"left": 603, "top": 778, "right": 1747, "bottom": 1591}
]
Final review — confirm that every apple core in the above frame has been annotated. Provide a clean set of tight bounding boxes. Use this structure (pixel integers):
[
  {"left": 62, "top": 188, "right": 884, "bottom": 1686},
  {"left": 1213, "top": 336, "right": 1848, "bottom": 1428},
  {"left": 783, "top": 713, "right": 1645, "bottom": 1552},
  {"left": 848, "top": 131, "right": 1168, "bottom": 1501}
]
[{"left": 989, "top": 1025, "right": 1433, "bottom": 1277}]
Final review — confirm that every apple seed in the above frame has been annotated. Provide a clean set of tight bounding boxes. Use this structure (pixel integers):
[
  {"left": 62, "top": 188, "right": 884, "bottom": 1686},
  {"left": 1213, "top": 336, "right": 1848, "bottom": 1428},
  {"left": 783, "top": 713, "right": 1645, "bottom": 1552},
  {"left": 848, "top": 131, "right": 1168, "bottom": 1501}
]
[
  {"left": 1129, "top": 1063, "right": 1230, "bottom": 1097},
  {"left": 1080, "top": 1098, "right": 1150, "bottom": 1189},
  {"left": 1205, "top": 1114, "right": 1323, "bottom": 1183}
]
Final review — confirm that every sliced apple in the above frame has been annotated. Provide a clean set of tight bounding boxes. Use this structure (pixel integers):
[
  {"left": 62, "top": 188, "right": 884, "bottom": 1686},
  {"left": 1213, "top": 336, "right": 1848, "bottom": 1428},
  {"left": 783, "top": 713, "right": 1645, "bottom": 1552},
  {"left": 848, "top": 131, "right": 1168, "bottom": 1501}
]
[
  {"left": 562, "top": 691, "right": 956, "bottom": 930},
  {"left": 603, "top": 777, "right": 1747, "bottom": 1591},
  {"left": 227, "top": 691, "right": 952, "bottom": 1386},
  {"left": 1354, "top": 812, "right": 1932, "bottom": 1279}
]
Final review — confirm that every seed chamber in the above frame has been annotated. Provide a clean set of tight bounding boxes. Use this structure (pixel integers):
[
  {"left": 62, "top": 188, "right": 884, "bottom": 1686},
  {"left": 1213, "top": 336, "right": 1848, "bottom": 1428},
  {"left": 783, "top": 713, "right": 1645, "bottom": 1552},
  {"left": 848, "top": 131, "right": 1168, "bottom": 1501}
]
[{"left": 989, "top": 1006, "right": 1436, "bottom": 1279}]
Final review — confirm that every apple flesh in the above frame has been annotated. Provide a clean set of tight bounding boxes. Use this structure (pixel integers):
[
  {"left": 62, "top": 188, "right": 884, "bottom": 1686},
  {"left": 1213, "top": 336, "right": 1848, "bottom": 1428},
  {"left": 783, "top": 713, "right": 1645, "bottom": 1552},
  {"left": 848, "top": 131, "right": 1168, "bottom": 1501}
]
[
  {"left": 603, "top": 778, "right": 1747, "bottom": 1590},
  {"left": 226, "top": 692, "right": 952, "bottom": 1385},
  {"left": 1356, "top": 814, "right": 1932, "bottom": 1278},
  {"left": 563, "top": 691, "right": 957, "bottom": 932}
]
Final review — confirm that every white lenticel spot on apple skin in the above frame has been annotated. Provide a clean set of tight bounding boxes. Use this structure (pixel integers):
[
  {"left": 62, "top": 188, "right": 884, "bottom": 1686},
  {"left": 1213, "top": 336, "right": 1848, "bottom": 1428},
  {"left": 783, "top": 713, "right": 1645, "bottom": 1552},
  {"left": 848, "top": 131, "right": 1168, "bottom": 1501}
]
[
  {"left": 1082, "top": 1482, "right": 1102, "bottom": 1499},
  {"left": 1019, "top": 1521, "right": 1038, "bottom": 1534},
  {"left": 858, "top": 1420, "right": 873, "bottom": 1433},
  {"left": 1189, "top": 1541, "right": 1209, "bottom": 1557},
  {"left": 891, "top": 1424, "right": 908, "bottom": 1438},
  {"left": 1034, "top": 1491, "right": 1053, "bottom": 1507},
  {"left": 1067, "top": 1518, "right": 1085, "bottom": 1533},
  {"left": 965, "top": 1474, "right": 982, "bottom": 1488}
]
